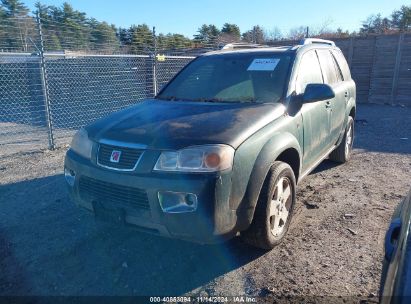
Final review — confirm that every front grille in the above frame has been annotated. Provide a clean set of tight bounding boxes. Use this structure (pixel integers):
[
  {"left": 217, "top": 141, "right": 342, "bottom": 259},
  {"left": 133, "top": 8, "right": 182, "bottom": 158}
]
[
  {"left": 97, "top": 143, "right": 143, "bottom": 170},
  {"left": 79, "top": 176, "right": 150, "bottom": 210}
]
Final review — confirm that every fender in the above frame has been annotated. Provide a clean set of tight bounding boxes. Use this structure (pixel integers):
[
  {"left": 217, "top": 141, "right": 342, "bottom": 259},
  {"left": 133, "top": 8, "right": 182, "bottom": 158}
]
[
  {"left": 347, "top": 99, "right": 356, "bottom": 119},
  {"left": 236, "top": 132, "right": 301, "bottom": 227},
  {"left": 335, "top": 99, "right": 356, "bottom": 147}
]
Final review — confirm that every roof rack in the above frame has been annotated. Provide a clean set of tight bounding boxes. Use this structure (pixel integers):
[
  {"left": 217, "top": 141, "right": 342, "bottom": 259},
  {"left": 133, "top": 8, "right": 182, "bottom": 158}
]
[
  {"left": 299, "top": 38, "right": 336, "bottom": 47},
  {"left": 221, "top": 43, "right": 268, "bottom": 50}
]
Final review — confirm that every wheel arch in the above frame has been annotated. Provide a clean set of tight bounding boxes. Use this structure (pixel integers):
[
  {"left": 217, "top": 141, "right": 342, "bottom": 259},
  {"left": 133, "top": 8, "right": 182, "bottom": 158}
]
[
  {"left": 349, "top": 106, "right": 356, "bottom": 118},
  {"left": 237, "top": 133, "right": 301, "bottom": 229},
  {"left": 276, "top": 148, "right": 301, "bottom": 182}
]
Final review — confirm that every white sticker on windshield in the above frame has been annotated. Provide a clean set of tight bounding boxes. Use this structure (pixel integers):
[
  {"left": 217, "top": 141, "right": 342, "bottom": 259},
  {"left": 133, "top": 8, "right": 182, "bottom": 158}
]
[{"left": 247, "top": 58, "right": 280, "bottom": 71}]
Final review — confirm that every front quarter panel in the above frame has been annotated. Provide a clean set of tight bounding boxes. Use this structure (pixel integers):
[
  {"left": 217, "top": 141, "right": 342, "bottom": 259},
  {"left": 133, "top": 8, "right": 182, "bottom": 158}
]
[{"left": 229, "top": 114, "right": 302, "bottom": 217}]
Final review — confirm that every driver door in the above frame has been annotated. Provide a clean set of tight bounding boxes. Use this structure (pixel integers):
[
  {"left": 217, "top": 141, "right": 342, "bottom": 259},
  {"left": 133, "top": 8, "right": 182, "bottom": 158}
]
[{"left": 295, "top": 50, "right": 329, "bottom": 171}]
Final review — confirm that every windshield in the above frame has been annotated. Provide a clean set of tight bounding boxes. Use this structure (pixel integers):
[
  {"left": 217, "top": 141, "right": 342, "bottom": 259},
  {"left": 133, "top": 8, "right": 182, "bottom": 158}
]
[{"left": 157, "top": 52, "right": 292, "bottom": 103}]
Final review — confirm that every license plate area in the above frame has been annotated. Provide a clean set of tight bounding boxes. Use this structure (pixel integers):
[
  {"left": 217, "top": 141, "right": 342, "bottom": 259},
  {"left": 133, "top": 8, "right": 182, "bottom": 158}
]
[{"left": 93, "top": 201, "right": 125, "bottom": 225}]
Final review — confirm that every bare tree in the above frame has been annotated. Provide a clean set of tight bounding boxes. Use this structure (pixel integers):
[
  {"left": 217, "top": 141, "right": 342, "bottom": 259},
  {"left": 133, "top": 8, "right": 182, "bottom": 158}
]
[
  {"left": 309, "top": 18, "right": 334, "bottom": 37},
  {"left": 288, "top": 26, "right": 306, "bottom": 40},
  {"left": 218, "top": 32, "right": 240, "bottom": 44},
  {"left": 264, "top": 27, "right": 282, "bottom": 42}
]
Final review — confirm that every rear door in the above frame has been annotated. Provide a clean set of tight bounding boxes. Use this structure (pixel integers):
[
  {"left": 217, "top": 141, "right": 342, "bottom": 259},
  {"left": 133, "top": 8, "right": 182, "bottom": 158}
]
[
  {"left": 316, "top": 49, "right": 346, "bottom": 146},
  {"left": 295, "top": 50, "right": 328, "bottom": 170},
  {"left": 332, "top": 49, "right": 356, "bottom": 103}
]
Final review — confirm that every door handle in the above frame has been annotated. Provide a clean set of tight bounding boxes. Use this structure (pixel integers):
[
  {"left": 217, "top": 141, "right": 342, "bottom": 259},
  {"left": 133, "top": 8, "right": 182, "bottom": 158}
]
[{"left": 325, "top": 101, "right": 331, "bottom": 108}]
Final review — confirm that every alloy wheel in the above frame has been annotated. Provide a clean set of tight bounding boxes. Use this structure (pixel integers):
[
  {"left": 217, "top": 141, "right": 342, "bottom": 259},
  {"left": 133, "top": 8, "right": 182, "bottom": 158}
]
[{"left": 270, "top": 177, "right": 292, "bottom": 237}]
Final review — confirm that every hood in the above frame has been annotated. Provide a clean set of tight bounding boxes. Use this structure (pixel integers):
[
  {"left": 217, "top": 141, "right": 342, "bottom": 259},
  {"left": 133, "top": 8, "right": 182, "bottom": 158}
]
[{"left": 87, "top": 99, "right": 285, "bottom": 150}]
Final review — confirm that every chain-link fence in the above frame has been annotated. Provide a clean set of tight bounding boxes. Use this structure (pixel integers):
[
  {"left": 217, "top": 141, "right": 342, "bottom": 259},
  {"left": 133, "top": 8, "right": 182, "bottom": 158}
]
[
  {"left": 45, "top": 54, "right": 154, "bottom": 147},
  {"left": 5, "top": 12, "right": 410, "bottom": 157},
  {"left": 0, "top": 15, "right": 196, "bottom": 157},
  {"left": 0, "top": 53, "right": 49, "bottom": 155}
]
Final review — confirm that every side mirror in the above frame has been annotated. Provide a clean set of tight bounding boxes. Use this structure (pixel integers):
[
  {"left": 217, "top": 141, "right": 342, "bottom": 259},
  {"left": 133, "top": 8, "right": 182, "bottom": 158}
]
[{"left": 303, "top": 83, "right": 335, "bottom": 103}]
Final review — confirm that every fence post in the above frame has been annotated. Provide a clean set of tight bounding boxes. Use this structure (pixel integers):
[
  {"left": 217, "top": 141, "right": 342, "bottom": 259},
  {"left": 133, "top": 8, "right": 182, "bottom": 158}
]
[
  {"left": 152, "top": 26, "right": 158, "bottom": 96},
  {"left": 36, "top": 12, "right": 55, "bottom": 150},
  {"left": 367, "top": 36, "right": 378, "bottom": 104},
  {"left": 347, "top": 37, "right": 354, "bottom": 69},
  {"left": 390, "top": 33, "right": 404, "bottom": 105}
]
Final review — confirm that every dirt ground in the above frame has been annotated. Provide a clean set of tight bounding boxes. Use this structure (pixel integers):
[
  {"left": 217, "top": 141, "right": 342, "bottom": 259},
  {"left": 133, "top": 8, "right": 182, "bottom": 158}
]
[{"left": 0, "top": 104, "right": 410, "bottom": 302}]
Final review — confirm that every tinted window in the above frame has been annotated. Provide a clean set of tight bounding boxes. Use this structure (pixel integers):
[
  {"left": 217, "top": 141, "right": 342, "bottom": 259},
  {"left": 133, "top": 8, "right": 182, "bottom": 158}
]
[
  {"left": 332, "top": 50, "right": 351, "bottom": 80},
  {"left": 295, "top": 50, "right": 323, "bottom": 94},
  {"left": 157, "top": 53, "right": 292, "bottom": 103},
  {"left": 317, "top": 49, "right": 338, "bottom": 85},
  {"left": 331, "top": 53, "right": 344, "bottom": 81}
]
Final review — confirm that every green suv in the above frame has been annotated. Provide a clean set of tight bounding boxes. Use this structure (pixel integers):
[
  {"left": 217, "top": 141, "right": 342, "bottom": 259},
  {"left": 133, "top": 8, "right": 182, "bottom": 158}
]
[{"left": 64, "top": 38, "right": 356, "bottom": 249}]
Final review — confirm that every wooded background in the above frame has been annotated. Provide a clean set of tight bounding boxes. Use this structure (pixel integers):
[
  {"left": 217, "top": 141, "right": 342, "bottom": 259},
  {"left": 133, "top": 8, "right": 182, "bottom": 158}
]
[{"left": 1, "top": 0, "right": 411, "bottom": 155}]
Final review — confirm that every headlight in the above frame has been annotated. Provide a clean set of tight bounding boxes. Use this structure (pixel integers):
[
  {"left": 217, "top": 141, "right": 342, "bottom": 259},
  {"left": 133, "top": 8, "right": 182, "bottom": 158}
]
[
  {"left": 70, "top": 128, "right": 93, "bottom": 159},
  {"left": 154, "top": 145, "right": 235, "bottom": 172}
]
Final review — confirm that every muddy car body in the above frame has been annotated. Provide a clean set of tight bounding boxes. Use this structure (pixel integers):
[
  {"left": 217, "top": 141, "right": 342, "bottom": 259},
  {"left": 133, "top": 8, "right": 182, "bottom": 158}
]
[
  {"left": 380, "top": 188, "right": 411, "bottom": 303},
  {"left": 64, "top": 38, "right": 356, "bottom": 249}
]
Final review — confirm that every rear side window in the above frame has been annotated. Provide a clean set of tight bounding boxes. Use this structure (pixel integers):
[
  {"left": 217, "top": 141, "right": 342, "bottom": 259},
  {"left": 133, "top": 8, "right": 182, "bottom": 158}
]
[
  {"left": 317, "top": 49, "right": 338, "bottom": 85},
  {"left": 332, "top": 50, "right": 351, "bottom": 80},
  {"left": 295, "top": 50, "right": 323, "bottom": 94},
  {"left": 331, "top": 53, "right": 344, "bottom": 81}
]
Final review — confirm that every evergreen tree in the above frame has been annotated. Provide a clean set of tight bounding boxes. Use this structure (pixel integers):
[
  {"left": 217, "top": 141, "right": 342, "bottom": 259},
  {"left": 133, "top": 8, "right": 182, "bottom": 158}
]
[
  {"left": 1, "top": 0, "right": 29, "bottom": 17},
  {"left": 34, "top": 2, "right": 61, "bottom": 51},
  {"left": 360, "top": 14, "right": 391, "bottom": 35},
  {"left": 58, "top": 2, "right": 89, "bottom": 50},
  {"left": 242, "top": 26, "right": 265, "bottom": 44},
  {"left": 157, "top": 33, "right": 192, "bottom": 50},
  {"left": 194, "top": 24, "right": 220, "bottom": 47},
  {"left": 1, "top": 0, "right": 34, "bottom": 51},
  {"left": 89, "top": 18, "right": 118, "bottom": 52},
  {"left": 118, "top": 27, "right": 131, "bottom": 46},
  {"left": 391, "top": 5, "right": 411, "bottom": 32},
  {"left": 129, "top": 24, "right": 153, "bottom": 54},
  {"left": 221, "top": 23, "right": 241, "bottom": 42},
  {"left": 0, "top": 5, "right": 8, "bottom": 50}
]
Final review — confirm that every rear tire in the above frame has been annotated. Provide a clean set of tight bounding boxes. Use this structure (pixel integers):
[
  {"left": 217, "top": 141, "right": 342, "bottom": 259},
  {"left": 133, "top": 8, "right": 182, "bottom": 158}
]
[
  {"left": 241, "top": 161, "right": 296, "bottom": 250},
  {"left": 329, "top": 116, "right": 354, "bottom": 163}
]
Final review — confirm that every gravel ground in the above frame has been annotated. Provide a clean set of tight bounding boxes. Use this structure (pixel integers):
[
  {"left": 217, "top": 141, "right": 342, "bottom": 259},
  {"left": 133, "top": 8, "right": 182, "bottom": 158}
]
[{"left": 0, "top": 104, "right": 410, "bottom": 302}]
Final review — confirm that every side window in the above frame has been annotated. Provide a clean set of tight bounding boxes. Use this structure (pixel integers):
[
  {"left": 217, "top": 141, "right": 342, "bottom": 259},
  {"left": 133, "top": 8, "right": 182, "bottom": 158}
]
[
  {"left": 332, "top": 50, "right": 351, "bottom": 80},
  {"left": 317, "top": 49, "right": 338, "bottom": 85},
  {"left": 296, "top": 50, "right": 323, "bottom": 94},
  {"left": 331, "top": 52, "right": 344, "bottom": 81}
]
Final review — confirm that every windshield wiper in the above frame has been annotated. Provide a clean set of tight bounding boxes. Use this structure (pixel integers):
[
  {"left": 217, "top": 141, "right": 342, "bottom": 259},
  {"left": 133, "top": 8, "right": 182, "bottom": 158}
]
[
  {"left": 158, "top": 96, "right": 260, "bottom": 103},
  {"left": 157, "top": 96, "right": 179, "bottom": 101},
  {"left": 193, "top": 98, "right": 226, "bottom": 103},
  {"left": 235, "top": 96, "right": 258, "bottom": 103},
  {"left": 197, "top": 97, "right": 259, "bottom": 103}
]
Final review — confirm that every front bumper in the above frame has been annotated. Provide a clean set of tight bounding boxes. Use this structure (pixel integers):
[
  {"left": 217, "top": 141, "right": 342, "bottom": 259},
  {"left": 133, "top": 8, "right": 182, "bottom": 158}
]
[{"left": 64, "top": 149, "right": 239, "bottom": 243}]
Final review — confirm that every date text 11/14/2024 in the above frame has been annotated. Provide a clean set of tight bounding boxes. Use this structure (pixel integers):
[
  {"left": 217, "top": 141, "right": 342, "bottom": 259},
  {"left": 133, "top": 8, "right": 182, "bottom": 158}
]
[{"left": 149, "top": 296, "right": 257, "bottom": 303}]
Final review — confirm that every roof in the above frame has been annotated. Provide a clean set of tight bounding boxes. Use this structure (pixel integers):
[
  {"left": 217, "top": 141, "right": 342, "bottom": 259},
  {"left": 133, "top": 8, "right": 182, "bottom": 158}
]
[
  {"left": 203, "top": 38, "right": 338, "bottom": 56},
  {"left": 202, "top": 46, "right": 294, "bottom": 56}
]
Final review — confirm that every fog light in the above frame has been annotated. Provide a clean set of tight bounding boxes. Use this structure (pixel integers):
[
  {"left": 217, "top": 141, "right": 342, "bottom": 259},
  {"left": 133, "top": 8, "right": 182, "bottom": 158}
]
[
  {"left": 158, "top": 191, "right": 197, "bottom": 213},
  {"left": 64, "top": 168, "right": 76, "bottom": 186}
]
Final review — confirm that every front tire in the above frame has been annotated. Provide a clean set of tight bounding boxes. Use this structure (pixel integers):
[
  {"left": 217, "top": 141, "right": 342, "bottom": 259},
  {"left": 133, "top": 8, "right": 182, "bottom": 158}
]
[
  {"left": 241, "top": 161, "right": 296, "bottom": 250},
  {"left": 329, "top": 116, "right": 354, "bottom": 163}
]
